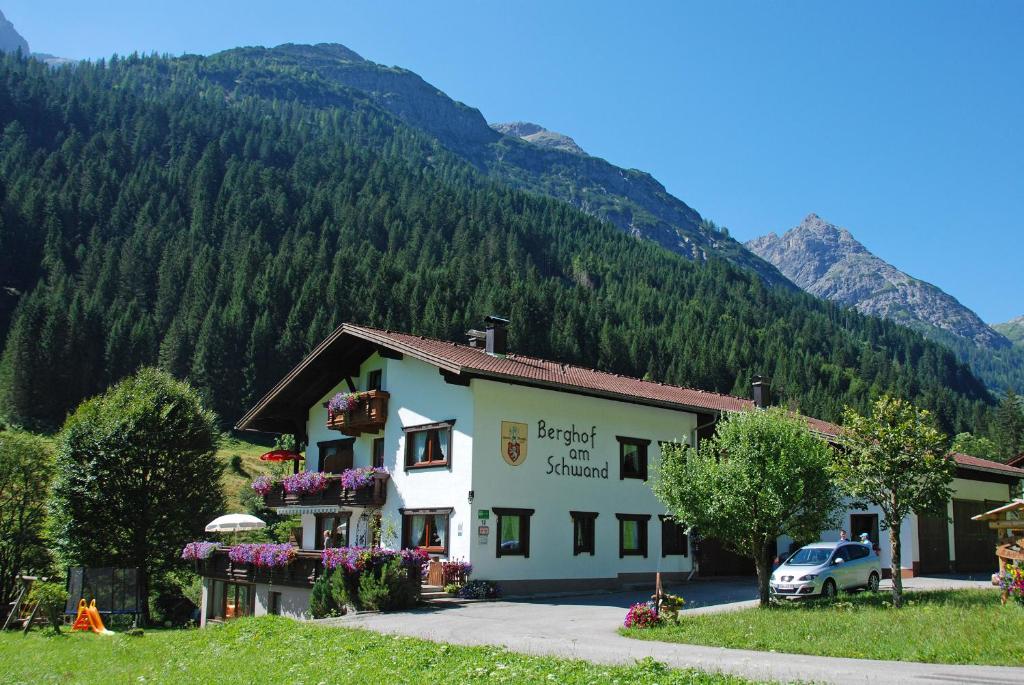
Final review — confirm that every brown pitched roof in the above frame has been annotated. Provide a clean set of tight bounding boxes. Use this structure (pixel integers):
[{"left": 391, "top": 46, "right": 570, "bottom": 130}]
[
  {"left": 345, "top": 324, "right": 753, "bottom": 413},
  {"left": 236, "top": 323, "right": 753, "bottom": 433},
  {"left": 951, "top": 452, "right": 1024, "bottom": 478},
  {"left": 1008, "top": 453, "right": 1024, "bottom": 469}
]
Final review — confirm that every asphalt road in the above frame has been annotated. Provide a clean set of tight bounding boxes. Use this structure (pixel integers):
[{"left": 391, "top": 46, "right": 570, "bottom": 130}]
[{"left": 319, "top": 576, "right": 1022, "bottom": 684}]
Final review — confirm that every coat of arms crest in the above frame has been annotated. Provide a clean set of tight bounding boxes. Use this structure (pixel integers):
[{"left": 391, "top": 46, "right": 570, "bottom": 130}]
[{"left": 500, "top": 421, "right": 528, "bottom": 466}]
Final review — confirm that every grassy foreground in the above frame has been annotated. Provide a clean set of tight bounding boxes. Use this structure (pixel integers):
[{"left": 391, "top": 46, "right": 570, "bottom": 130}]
[
  {"left": 1, "top": 615, "right": 756, "bottom": 685},
  {"left": 624, "top": 589, "right": 1024, "bottom": 666}
]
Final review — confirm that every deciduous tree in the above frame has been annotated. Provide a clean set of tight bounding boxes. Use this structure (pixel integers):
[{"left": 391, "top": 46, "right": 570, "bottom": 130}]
[
  {"left": 0, "top": 431, "right": 53, "bottom": 608},
  {"left": 834, "top": 395, "right": 954, "bottom": 607},
  {"left": 48, "top": 368, "right": 224, "bottom": 625},
  {"left": 655, "top": 408, "right": 841, "bottom": 607}
]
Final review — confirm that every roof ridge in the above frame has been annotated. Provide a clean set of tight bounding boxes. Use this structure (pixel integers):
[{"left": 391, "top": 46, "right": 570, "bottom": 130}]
[{"left": 349, "top": 322, "right": 753, "bottom": 404}]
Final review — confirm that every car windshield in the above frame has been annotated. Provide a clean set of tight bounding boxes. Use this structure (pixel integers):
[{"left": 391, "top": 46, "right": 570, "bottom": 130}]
[{"left": 786, "top": 547, "right": 833, "bottom": 566}]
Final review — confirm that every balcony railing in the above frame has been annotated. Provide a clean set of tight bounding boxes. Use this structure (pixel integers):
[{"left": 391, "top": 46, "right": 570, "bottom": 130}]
[
  {"left": 326, "top": 390, "right": 389, "bottom": 436},
  {"left": 196, "top": 548, "right": 322, "bottom": 589},
  {"left": 262, "top": 473, "right": 389, "bottom": 510}
]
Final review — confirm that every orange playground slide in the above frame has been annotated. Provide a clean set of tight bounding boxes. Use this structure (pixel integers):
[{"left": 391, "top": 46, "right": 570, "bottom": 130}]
[{"left": 71, "top": 599, "right": 113, "bottom": 634}]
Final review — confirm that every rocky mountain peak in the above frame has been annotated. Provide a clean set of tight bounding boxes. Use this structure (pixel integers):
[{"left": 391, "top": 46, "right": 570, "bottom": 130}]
[
  {"left": 491, "top": 121, "right": 587, "bottom": 155},
  {"left": 747, "top": 214, "right": 1010, "bottom": 350},
  {"left": 0, "top": 10, "right": 29, "bottom": 55}
]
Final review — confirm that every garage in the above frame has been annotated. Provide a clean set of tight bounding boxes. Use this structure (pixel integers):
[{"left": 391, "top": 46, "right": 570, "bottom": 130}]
[{"left": 952, "top": 499, "right": 1000, "bottom": 573}]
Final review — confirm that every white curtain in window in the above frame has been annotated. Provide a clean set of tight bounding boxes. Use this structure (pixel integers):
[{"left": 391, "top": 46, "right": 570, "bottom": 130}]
[
  {"left": 434, "top": 514, "right": 447, "bottom": 549},
  {"left": 410, "top": 515, "right": 426, "bottom": 547},
  {"left": 413, "top": 432, "right": 428, "bottom": 463}
]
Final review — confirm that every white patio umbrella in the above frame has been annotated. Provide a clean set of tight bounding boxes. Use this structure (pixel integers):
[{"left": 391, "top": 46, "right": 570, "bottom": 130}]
[{"left": 205, "top": 513, "right": 266, "bottom": 533}]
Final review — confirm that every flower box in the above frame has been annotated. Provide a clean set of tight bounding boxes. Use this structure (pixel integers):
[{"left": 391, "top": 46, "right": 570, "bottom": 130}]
[{"left": 325, "top": 390, "right": 389, "bottom": 436}]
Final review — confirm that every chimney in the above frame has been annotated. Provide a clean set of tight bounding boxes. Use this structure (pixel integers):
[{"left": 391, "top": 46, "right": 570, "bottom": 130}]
[
  {"left": 484, "top": 315, "right": 509, "bottom": 356},
  {"left": 752, "top": 375, "right": 770, "bottom": 409},
  {"left": 466, "top": 329, "right": 486, "bottom": 348}
]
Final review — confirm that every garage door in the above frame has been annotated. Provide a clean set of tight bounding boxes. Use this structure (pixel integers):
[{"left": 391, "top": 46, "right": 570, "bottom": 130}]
[
  {"left": 917, "top": 512, "right": 950, "bottom": 574},
  {"left": 698, "top": 538, "right": 755, "bottom": 576},
  {"left": 952, "top": 500, "right": 999, "bottom": 573}
]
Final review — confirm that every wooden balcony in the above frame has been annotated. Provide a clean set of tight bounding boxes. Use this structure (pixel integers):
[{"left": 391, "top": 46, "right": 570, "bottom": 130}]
[
  {"left": 196, "top": 548, "right": 322, "bottom": 589},
  {"left": 262, "top": 473, "right": 389, "bottom": 510},
  {"left": 326, "top": 390, "right": 389, "bottom": 436}
]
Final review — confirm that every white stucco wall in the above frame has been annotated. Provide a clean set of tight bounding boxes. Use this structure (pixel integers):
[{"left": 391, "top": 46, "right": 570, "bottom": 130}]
[
  {"left": 469, "top": 378, "right": 697, "bottom": 583},
  {"left": 302, "top": 353, "right": 473, "bottom": 553},
  {"left": 254, "top": 583, "right": 310, "bottom": 620}
]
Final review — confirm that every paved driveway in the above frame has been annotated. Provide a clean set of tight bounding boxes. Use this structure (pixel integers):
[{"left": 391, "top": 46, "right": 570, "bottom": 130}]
[{"left": 320, "top": 577, "right": 1021, "bottom": 684}]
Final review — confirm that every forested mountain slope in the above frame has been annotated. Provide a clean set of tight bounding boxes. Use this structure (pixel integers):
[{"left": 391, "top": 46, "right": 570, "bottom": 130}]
[
  {"left": 0, "top": 52, "right": 994, "bottom": 436},
  {"left": 203, "top": 44, "right": 789, "bottom": 286}
]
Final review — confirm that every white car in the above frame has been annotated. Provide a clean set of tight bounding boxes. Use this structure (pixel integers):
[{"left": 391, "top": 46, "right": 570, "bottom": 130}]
[{"left": 770, "top": 541, "right": 882, "bottom": 599}]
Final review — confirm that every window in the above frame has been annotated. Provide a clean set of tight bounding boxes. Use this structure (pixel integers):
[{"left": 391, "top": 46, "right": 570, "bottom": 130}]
[
  {"left": 316, "top": 512, "right": 350, "bottom": 550},
  {"left": 319, "top": 438, "right": 354, "bottom": 474},
  {"left": 268, "top": 591, "right": 281, "bottom": 616},
  {"left": 570, "top": 511, "right": 598, "bottom": 556},
  {"left": 494, "top": 507, "right": 534, "bottom": 558},
  {"left": 659, "top": 515, "right": 689, "bottom": 557},
  {"left": 404, "top": 421, "right": 454, "bottom": 469},
  {"left": 367, "top": 369, "right": 383, "bottom": 391},
  {"left": 372, "top": 437, "right": 385, "bottom": 468},
  {"left": 617, "top": 437, "right": 650, "bottom": 480},
  {"left": 616, "top": 514, "right": 650, "bottom": 558},
  {"left": 402, "top": 509, "right": 452, "bottom": 554},
  {"left": 208, "top": 581, "right": 253, "bottom": 621}
]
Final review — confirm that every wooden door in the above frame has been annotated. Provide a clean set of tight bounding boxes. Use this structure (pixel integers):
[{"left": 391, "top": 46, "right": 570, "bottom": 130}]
[
  {"left": 917, "top": 512, "right": 951, "bottom": 574},
  {"left": 952, "top": 500, "right": 998, "bottom": 573}
]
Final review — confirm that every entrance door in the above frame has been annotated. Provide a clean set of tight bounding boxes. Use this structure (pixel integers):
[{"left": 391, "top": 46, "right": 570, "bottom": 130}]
[
  {"left": 952, "top": 500, "right": 998, "bottom": 573},
  {"left": 917, "top": 512, "right": 951, "bottom": 574}
]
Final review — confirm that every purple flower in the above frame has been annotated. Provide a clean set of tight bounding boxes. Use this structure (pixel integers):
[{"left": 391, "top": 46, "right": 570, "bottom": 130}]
[
  {"left": 229, "top": 543, "right": 296, "bottom": 568},
  {"left": 340, "top": 466, "right": 389, "bottom": 490},
  {"left": 181, "top": 541, "right": 219, "bottom": 560},
  {"left": 282, "top": 471, "right": 329, "bottom": 495},
  {"left": 328, "top": 392, "right": 365, "bottom": 416},
  {"left": 251, "top": 475, "right": 276, "bottom": 496}
]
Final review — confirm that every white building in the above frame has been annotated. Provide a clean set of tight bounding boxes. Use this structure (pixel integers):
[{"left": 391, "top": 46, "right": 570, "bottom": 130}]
[{"left": 196, "top": 319, "right": 1024, "bottom": 623}]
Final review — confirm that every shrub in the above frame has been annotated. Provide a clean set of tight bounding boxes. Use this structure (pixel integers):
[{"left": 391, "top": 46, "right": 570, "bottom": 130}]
[
  {"left": 456, "top": 580, "right": 499, "bottom": 600},
  {"left": 310, "top": 570, "right": 343, "bottom": 618},
  {"left": 624, "top": 602, "right": 662, "bottom": 629},
  {"left": 358, "top": 558, "right": 418, "bottom": 611},
  {"left": 444, "top": 582, "right": 461, "bottom": 595},
  {"left": 29, "top": 581, "right": 68, "bottom": 634}
]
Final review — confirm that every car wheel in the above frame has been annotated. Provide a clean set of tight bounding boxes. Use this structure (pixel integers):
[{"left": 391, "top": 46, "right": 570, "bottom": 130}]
[
  {"left": 822, "top": 579, "right": 837, "bottom": 600},
  {"left": 867, "top": 572, "right": 880, "bottom": 592}
]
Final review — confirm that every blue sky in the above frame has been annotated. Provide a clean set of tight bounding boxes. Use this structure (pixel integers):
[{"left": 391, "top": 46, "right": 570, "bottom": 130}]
[{"left": 6, "top": 1, "right": 1022, "bottom": 322}]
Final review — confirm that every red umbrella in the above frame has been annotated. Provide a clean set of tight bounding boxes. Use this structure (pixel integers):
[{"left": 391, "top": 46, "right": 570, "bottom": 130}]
[{"left": 259, "top": 450, "right": 304, "bottom": 462}]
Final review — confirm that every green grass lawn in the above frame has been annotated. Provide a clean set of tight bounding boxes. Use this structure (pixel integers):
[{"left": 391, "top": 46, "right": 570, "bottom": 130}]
[
  {"left": 1, "top": 616, "right": 757, "bottom": 685},
  {"left": 624, "top": 589, "right": 1024, "bottom": 666}
]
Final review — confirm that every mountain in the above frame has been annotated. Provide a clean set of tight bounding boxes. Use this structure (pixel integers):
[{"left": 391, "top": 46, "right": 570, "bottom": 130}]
[
  {"left": 994, "top": 316, "right": 1024, "bottom": 348},
  {"left": 0, "top": 10, "right": 29, "bottom": 55},
  {"left": 748, "top": 213, "right": 1024, "bottom": 392},
  {"left": 0, "top": 50, "right": 995, "bottom": 437},
  {"left": 205, "top": 44, "right": 790, "bottom": 286},
  {"left": 491, "top": 122, "right": 586, "bottom": 155}
]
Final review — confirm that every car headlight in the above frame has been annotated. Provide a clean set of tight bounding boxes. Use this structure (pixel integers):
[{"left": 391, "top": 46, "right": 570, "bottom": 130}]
[{"left": 798, "top": 574, "right": 818, "bottom": 581}]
